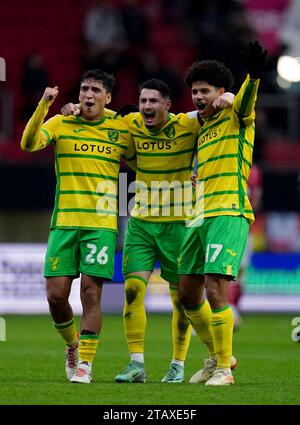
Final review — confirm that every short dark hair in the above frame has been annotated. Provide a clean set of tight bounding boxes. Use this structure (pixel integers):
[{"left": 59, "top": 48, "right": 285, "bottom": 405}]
[
  {"left": 184, "top": 60, "right": 234, "bottom": 92},
  {"left": 81, "top": 69, "right": 115, "bottom": 93},
  {"left": 139, "top": 79, "right": 171, "bottom": 99}
]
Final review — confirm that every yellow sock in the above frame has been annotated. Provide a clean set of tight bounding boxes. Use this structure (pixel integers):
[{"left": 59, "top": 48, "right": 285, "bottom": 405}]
[
  {"left": 186, "top": 299, "right": 215, "bottom": 357},
  {"left": 211, "top": 305, "right": 234, "bottom": 368},
  {"left": 123, "top": 274, "right": 147, "bottom": 354},
  {"left": 78, "top": 334, "right": 99, "bottom": 363},
  {"left": 169, "top": 286, "right": 192, "bottom": 361},
  {"left": 53, "top": 318, "right": 78, "bottom": 347}
]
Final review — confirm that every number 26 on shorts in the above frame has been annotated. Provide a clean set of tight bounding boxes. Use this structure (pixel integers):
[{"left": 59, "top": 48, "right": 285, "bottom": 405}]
[{"left": 85, "top": 243, "right": 109, "bottom": 265}]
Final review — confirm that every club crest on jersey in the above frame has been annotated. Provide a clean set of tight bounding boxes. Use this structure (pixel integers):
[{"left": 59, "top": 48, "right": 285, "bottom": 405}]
[
  {"left": 108, "top": 130, "right": 119, "bottom": 142},
  {"left": 164, "top": 125, "right": 175, "bottom": 139}
]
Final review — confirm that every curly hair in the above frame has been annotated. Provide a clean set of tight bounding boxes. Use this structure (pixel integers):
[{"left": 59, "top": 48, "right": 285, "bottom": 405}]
[{"left": 184, "top": 60, "right": 234, "bottom": 92}]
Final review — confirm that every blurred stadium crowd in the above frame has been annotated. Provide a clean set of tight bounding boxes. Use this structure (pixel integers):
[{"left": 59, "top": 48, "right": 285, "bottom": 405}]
[{"left": 0, "top": 0, "right": 299, "bottom": 252}]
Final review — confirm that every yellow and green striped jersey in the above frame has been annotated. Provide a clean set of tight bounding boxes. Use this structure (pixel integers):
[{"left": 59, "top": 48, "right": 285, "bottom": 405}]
[
  {"left": 21, "top": 100, "right": 135, "bottom": 231},
  {"left": 196, "top": 75, "right": 259, "bottom": 224},
  {"left": 121, "top": 111, "right": 199, "bottom": 222}
]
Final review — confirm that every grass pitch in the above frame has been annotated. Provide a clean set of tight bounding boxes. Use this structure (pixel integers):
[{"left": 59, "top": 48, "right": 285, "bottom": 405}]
[{"left": 0, "top": 313, "right": 299, "bottom": 405}]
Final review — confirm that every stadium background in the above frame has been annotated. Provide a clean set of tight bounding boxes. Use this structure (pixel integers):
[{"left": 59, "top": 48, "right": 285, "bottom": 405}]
[{"left": 0, "top": 0, "right": 299, "bottom": 315}]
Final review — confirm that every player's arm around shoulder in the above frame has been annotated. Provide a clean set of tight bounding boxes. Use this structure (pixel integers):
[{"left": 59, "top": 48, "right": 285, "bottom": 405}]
[
  {"left": 21, "top": 86, "right": 60, "bottom": 152},
  {"left": 113, "top": 106, "right": 138, "bottom": 171},
  {"left": 115, "top": 117, "right": 136, "bottom": 170},
  {"left": 178, "top": 111, "right": 201, "bottom": 136},
  {"left": 123, "top": 134, "right": 136, "bottom": 171}
]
